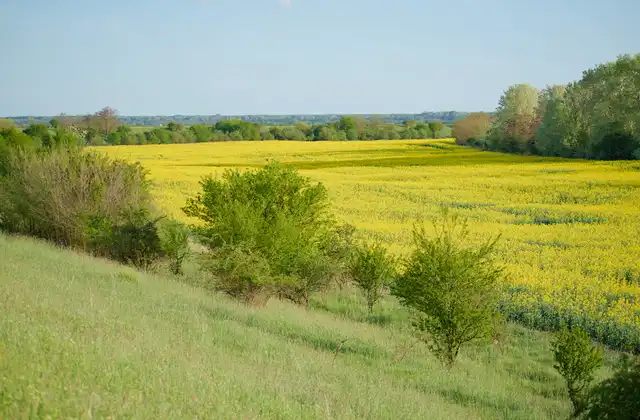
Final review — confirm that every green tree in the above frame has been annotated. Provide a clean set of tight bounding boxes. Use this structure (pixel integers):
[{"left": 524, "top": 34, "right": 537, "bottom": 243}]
[
  {"left": 166, "top": 122, "right": 184, "bottom": 132},
  {"left": 551, "top": 325, "right": 604, "bottom": 417},
  {"left": 190, "top": 124, "right": 211, "bottom": 142},
  {"left": 348, "top": 242, "right": 396, "bottom": 313},
  {"left": 535, "top": 85, "right": 577, "bottom": 156},
  {"left": 487, "top": 84, "right": 539, "bottom": 153},
  {"left": 428, "top": 121, "right": 445, "bottom": 138},
  {"left": 391, "top": 211, "right": 503, "bottom": 367}
]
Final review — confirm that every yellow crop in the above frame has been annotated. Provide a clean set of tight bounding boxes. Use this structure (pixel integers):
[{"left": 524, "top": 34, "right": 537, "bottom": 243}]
[{"left": 96, "top": 139, "right": 640, "bottom": 346}]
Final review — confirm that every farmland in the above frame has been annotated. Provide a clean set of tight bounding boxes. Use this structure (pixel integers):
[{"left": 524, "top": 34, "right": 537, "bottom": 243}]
[{"left": 97, "top": 139, "right": 640, "bottom": 350}]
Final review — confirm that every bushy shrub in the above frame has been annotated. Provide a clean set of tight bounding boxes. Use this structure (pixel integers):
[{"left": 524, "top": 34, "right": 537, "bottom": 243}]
[
  {"left": 105, "top": 214, "right": 165, "bottom": 270},
  {"left": 0, "top": 146, "right": 159, "bottom": 265},
  {"left": 183, "top": 161, "right": 345, "bottom": 305},
  {"left": 348, "top": 241, "right": 397, "bottom": 313},
  {"left": 551, "top": 325, "right": 604, "bottom": 417},
  {"left": 584, "top": 355, "right": 640, "bottom": 419},
  {"left": 200, "top": 243, "right": 277, "bottom": 305},
  {"left": 391, "top": 210, "right": 504, "bottom": 367},
  {"left": 158, "top": 219, "right": 191, "bottom": 275}
]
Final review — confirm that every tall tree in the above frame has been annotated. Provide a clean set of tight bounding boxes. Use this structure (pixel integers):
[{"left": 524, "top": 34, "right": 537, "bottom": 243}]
[
  {"left": 428, "top": 121, "right": 445, "bottom": 139},
  {"left": 487, "top": 84, "right": 539, "bottom": 153},
  {"left": 94, "top": 106, "right": 120, "bottom": 136}
]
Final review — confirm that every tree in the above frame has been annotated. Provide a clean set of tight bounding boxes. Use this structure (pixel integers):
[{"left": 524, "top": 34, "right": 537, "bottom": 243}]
[
  {"left": 487, "top": 84, "right": 539, "bottom": 153},
  {"left": 348, "top": 242, "right": 397, "bottom": 313},
  {"left": 535, "top": 85, "right": 576, "bottom": 156},
  {"left": 451, "top": 112, "right": 492, "bottom": 145},
  {"left": 391, "top": 210, "right": 503, "bottom": 367},
  {"left": 551, "top": 325, "right": 604, "bottom": 417},
  {"left": 427, "top": 121, "right": 445, "bottom": 139},
  {"left": 166, "top": 122, "right": 184, "bottom": 132},
  {"left": 190, "top": 124, "right": 211, "bottom": 142},
  {"left": 94, "top": 106, "right": 120, "bottom": 136}
]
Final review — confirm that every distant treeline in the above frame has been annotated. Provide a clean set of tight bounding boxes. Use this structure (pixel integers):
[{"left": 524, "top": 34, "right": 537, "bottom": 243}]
[
  {"left": 452, "top": 53, "right": 640, "bottom": 160},
  {"left": 5, "top": 111, "right": 468, "bottom": 128},
  {"left": 0, "top": 112, "right": 452, "bottom": 146}
]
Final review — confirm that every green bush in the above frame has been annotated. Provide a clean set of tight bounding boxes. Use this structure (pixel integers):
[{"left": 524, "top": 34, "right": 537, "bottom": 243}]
[
  {"left": 391, "top": 210, "right": 504, "bottom": 367},
  {"left": 348, "top": 241, "right": 397, "bottom": 313},
  {"left": 584, "top": 355, "right": 640, "bottom": 419},
  {"left": 198, "top": 244, "right": 278, "bottom": 305},
  {"left": 158, "top": 219, "right": 191, "bottom": 275},
  {"left": 551, "top": 325, "right": 604, "bottom": 417},
  {"left": 183, "top": 161, "right": 345, "bottom": 305},
  {"left": 105, "top": 213, "right": 165, "bottom": 270},
  {"left": 0, "top": 145, "right": 159, "bottom": 265}
]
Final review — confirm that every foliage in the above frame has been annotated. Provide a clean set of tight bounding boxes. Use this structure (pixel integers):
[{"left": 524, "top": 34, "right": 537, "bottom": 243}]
[
  {"left": 483, "top": 54, "right": 640, "bottom": 160},
  {"left": 551, "top": 325, "right": 604, "bottom": 417},
  {"left": 452, "top": 112, "right": 492, "bottom": 145},
  {"left": 391, "top": 210, "right": 504, "bottom": 367},
  {"left": 158, "top": 219, "right": 191, "bottom": 275},
  {"left": 183, "top": 161, "right": 342, "bottom": 305},
  {"left": 584, "top": 355, "right": 640, "bottom": 419},
  {"left": 348, "top": 241, "right": 397, "bottom": 313},
  {"left": 486, "top": 84, "right": 539, "bottom": 153},
  {"left": 100, "top": 213, "right": 165, "bottom": 270},
  {"left": 0, "top": 145, "right": 158, "bottom": 265},
  {"left": 428, "top": 121, "right": 446, "bottom": 138}
]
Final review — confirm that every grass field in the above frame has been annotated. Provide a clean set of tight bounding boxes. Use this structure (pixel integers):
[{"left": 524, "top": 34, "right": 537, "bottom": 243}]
[
  {"left": 0, "top": 233, "right": 623, "bottom": 419},
  {"left": 96, "top": 139, "right": 640, "bottom": 350}
]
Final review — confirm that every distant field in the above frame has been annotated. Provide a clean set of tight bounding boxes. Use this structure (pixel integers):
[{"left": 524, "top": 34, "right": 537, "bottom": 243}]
[{"left": 96, "top": 139, "right": 640, "bottom": 349}]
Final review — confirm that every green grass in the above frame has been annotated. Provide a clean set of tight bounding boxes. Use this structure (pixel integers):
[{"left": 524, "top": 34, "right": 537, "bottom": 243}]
[{"left": 0, "top": 233, "right": 620, "bottom": 419}]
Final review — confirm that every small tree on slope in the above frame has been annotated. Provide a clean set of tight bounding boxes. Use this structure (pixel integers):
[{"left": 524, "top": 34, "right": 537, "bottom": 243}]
[{"left": 391, "top": 210, "right": 504, "bottom": 367}]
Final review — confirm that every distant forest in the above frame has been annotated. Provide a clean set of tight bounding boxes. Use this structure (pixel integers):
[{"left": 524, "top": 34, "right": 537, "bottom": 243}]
[{"left": 6, "top": 112, "right": 468, "bottom": 127}]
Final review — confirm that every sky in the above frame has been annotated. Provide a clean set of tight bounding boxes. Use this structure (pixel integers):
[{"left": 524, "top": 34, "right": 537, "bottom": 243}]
[{"left": 0, "top": 0, "right": 638, "bottom": 116}]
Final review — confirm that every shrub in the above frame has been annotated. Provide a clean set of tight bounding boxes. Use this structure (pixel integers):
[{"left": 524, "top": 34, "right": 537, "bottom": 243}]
[
  {"left": 159, "top": 219, "right": 191, "bottom": 275},
  {"left": 551, "top": 325, "right": 604, "bottom": 417},
  {"left": 348, "top": 241, "right": 397, "bottom": 313},
  {"left": 105, "top": 213, "right": 165, "bottom": 270},
  {"left": 391, "top": 210, "right": 503, "bottom": 367},
  {"left": 183, "top": 161, "right": 343, "bottom": 305},
  {"left": 584, "top": 355, "right": 640, "bottom": 419},
  {"left": 0, "top": 146, "right": 158, "bottom": 264},
  {"left": 200, "top": 244, "right": 277, "bottom": 305}
]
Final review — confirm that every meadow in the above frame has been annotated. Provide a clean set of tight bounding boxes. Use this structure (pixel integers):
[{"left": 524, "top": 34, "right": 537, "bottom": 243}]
[
  {"left": 1, "top": 232, "right": 622, "bottom": 419},
  {"left": 96, "top": 139, "right": 640, "bottom": 351}
]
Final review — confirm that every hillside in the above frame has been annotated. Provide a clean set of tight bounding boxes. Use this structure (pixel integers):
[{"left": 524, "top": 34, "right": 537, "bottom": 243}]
[{"left": 0, "top": 233, "right": 622, "bottom": 419}]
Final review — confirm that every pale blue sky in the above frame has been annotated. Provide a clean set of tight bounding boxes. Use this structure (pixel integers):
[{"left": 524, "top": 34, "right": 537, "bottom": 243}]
[{"left": 1, "top": 0, "right": 638, "bottom": 116}]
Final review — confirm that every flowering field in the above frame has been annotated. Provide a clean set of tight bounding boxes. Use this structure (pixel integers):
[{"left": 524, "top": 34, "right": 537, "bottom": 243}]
[{"left": 96, "top": 139, "right": 640, "bottom": 351}]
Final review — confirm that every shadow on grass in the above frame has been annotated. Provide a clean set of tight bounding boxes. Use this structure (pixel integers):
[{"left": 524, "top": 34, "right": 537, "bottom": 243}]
[
  {"left": 436, "top": 388, "right": 528, "bottom": 417},
  {"left": 199, "top": 303, "right": 389, "bottom": 360}
]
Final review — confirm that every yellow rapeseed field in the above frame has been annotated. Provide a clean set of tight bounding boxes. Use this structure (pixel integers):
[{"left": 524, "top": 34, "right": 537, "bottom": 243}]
[{"left": 96, "top": 139, "right": 640, "bottom": 348}]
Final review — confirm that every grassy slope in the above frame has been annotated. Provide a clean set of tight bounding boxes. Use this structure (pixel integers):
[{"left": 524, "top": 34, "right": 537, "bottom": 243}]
[{"left": 0, "top": 234, "right": 618, "bottom": 419}]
